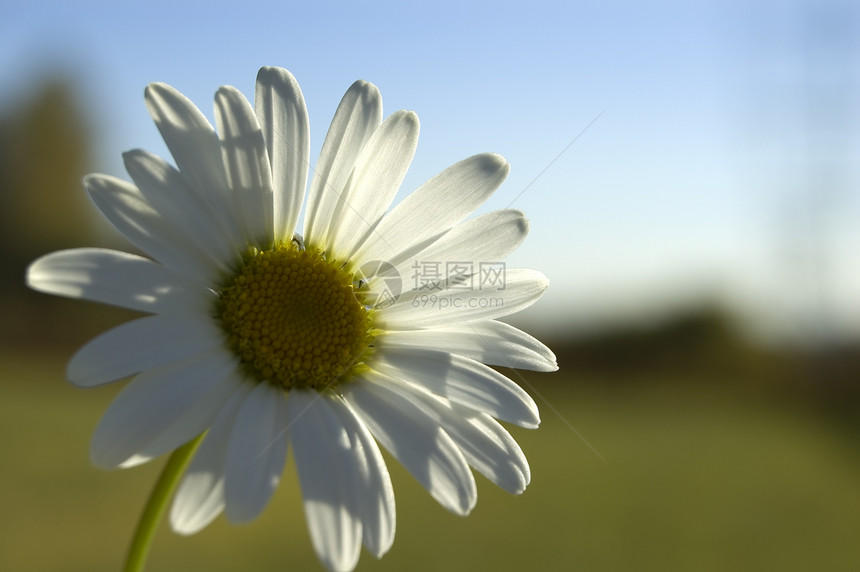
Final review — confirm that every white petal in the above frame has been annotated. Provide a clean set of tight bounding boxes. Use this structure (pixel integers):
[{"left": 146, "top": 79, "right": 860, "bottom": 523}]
[
  {"left": 328, "top": 398, "right": 395, "bottom": 559},
  {"left": 326, "top": 110, "right": 420, "bottom": 260},
  {"left": 26, "top": 248, "right": 208, "bottom": 314},
  {"left": 144, "top": 82, "right": 244, "bottom": 246},
  {"left": 123, "top": 149, "right": 240, "bottom": 272},
  {"left": 255, "top": 67, "right": 310, "bottom": 240},
  {"left": 85, "top": 174, "right": 219, "bottom": 284},
  {"left": 380, "top": 377, "right": 530, "bottom": 494},
  {"left": 377, "top": 320, "right": 558, "bottom": 372},
  {"left": 68, "top": 313, "right": 225, "bottom": 387},
  {"left": 288, "top": 391, "right": 362, "bottom": 572},
  {"left": 391, "top": 209, "right": 528, "bottom": 281},
  {"left": 224, "top": 382, "right": 289, "bottom": 523},
  {"left": 215, "top": 86, "right": 275, "bottom": 248},
  {"left": 342, "top": 379, "right": 476, "bottom": 515},
  {"left": 354, "top": 153, "right": 510, "bottom": 265},
  {"left": 378, "top": 268, "right": 549, "bottom": 329},
  {"left": 437, "top": 401, "right": 531, "bottom": 494},
  {"left": 170, "top": 381, "right": 254, "bottom": 535},
  {"left": 90, "top": 348, "right": 239, "bottom": 469},
  {"left": 369, "top": 348, "right": 540, "bottom": 428},
  {"left": 304, "top": 80, "right": 382, "bottom": 248}
]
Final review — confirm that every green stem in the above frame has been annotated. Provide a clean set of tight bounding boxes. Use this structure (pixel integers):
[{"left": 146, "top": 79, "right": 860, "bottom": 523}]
[{"left": 124, "top": 434, "right": 204, "bottom": 572}]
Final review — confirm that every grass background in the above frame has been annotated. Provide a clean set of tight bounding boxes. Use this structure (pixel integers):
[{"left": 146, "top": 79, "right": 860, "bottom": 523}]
[{"left": 2, "top": 348, "right": 858, "bottom": 571}]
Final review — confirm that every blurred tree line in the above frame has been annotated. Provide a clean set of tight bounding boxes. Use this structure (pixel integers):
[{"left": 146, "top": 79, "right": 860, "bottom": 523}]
[
  {"left": 0, "top": 77, "right": 133, "bottom": 347},
  {"left": 548, "top": 305, "right": 860, "bottom": 431}
]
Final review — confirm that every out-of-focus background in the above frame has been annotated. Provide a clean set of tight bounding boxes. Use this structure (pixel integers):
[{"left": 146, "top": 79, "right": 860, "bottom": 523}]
[{"left": 2, "top": 1, "right": 858, "bottom": 570}]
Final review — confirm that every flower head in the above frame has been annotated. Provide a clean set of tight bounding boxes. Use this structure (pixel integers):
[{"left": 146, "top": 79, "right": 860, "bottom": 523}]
[{"left": 27, "top": 66, "right": 557, "bottom": 571}]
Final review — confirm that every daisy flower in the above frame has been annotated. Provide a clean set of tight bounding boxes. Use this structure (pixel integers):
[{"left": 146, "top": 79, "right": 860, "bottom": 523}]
[{"left": 26, "top": 66, "right": 557, "bottom": 572}]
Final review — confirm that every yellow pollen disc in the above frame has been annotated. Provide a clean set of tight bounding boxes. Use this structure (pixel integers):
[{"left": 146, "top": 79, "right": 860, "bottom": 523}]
[{"left": 216, "top": 243, "right": 374, "bottom": 391}]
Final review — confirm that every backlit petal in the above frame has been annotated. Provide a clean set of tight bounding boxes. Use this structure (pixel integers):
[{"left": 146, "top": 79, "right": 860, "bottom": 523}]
[
  {"left": 377, "top": 320, "right": 558, "bottom": 372},
  {"left": 255, "top": 66, "right": 310, "bottom": 240},
  {"left": 224, "top": 382, "right": 289, "bottom": 523},
  {"left": 326, "top": 110, "right": 419, "bottom": 260},
  {"left": 304, "top": 80, "right": 382, "bottom": 248},
  {"left": 90, "top": 348, "right": 239, "bottom": 469},
  {"left": 369, "top": 347, "right": 540, "bottom": 428},
  {"left": 215, "top": 86, "right": 275, "bottom": 248},
  {"left": 354, "top": 153, "right": 509, "bottom": 266},
  {"left": 288, "top": 391, "right": 362, "bottom": 572},
  {"left": 170, "top": 381, "right": 253, "bottom": 535},
  {"left": 67, "top": 313, "right": 225, "bottom": 387},
  {"left": 26, "top": 248, "right": 208, "bottom": 314},
  {"left": 343, "top": 378, "right": 476, "bottom": 515}
]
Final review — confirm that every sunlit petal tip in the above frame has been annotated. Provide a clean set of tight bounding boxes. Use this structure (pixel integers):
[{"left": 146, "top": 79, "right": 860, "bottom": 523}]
[
  {"left": 481, "top": 151, "right": 510, "bottom": 173},
  {"left": 531, "top": 270, "right": 550, "bottom": 291},
  {"left": 81, "top": 172, "right": 101, "bottom": 190},
  {"left": 143, "top": 81, "right": 163, "bottom": 98},
  {"left": 513, "top": 210, "right": 530, "bottom": 235},
  {"left": 144, "top": 80, "right": 181, "bottom": 101},
  {"left": 350, "top": 78, "right": 381, "bottom": 99},
  {"left": 256, "top": 65, "right": 295, "bottom": 87},
  {"left": 143, "top": 82, "right": 191, "bottom": 121},
  {"left": 169, "top": 463, "right": 227, "bottom": 536},
  {"left": 390, "top": 109, "right": 420, "bottom": 136},
  {"left": 24, "top": 254, "right": 49, "bottom": 291}
]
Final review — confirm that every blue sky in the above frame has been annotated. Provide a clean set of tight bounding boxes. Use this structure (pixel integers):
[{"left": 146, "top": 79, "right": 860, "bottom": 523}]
[{"left": 3, "top": 0, "right": 859, "bottom": 340}]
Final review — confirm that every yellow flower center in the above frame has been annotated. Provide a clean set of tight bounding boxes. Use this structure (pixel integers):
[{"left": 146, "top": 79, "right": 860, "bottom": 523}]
[{"left": 216, "top": 242, "right": 374, "bottom": 391}]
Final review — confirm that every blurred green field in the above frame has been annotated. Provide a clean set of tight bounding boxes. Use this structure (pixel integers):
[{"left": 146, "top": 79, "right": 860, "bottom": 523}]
[{"left": 2, "top": 349, "right": 858, "bottom": 572}]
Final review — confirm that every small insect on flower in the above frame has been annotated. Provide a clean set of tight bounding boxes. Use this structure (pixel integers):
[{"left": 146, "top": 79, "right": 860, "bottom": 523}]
[{"left": 26, "top": 66, "right": 557, "bottom": 572}]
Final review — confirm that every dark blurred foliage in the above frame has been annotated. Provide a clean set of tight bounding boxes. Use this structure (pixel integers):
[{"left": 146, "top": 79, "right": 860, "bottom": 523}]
[
  {"left": 549, "top": 305, "right": 860, "bottom": 433},
  {"left": 0, "top": 80, "right": 94, "bottom": 261},
  {"left": 0, "top": 77, "right": 135, "bottom": 348},
  {"left": 557, "top": 307, "right": 784, "bottom": 380}
]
